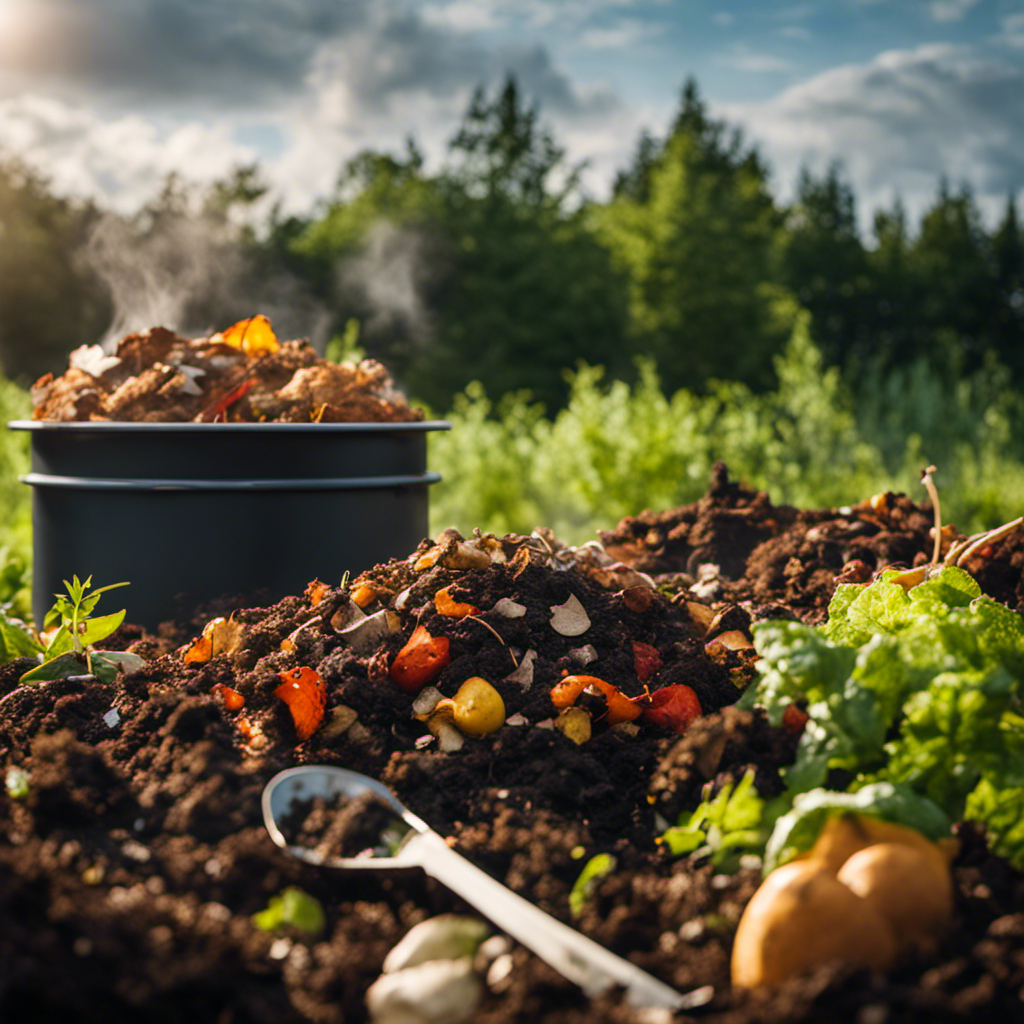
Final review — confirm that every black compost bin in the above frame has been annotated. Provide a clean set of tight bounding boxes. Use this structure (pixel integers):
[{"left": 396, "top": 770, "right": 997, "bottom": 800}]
[{"left": 8, "top": 419, "right": 449, "bottom": 629}]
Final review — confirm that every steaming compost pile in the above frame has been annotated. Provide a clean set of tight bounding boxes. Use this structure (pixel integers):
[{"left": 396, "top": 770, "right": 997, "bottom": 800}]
[
  {"left": 2, "top": 466, "right": 1024, "bottom": 1023},
  {"left": 28, "top": 316, "right": 423, "bottom": 424}
]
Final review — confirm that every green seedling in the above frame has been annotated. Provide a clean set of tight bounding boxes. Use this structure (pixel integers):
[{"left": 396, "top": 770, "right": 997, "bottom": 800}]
[
  {"left": 252, "top": 886, "right": 326, "bottom": 937},
  {"left": 5, "top": 766, "right": 30, "bottom": 800},
  {"left": 1, "top": 575, "right": 146, "bottom": 685}
]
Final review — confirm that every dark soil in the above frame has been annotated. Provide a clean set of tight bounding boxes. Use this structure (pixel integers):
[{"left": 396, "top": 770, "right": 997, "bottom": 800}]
[{"left": 2, "top": 465, "right": 1023, "bottom": 1023}]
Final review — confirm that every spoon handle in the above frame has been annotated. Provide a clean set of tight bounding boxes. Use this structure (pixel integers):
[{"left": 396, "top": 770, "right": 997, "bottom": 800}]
[{"left": 402, "top": 830, "right": 685, "bottom": 1009}]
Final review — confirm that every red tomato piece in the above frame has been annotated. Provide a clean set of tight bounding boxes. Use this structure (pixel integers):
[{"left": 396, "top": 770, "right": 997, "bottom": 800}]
[
  {"left": 642, "top": 684, "right": 702, "bottom": 733},
  {"left": 389, "top": 625, "right": 450, "bottom": 693},
  {"left": 274, "top": 666, "right": 327, "bottom": 741},
  {"left": 782, "top": 703, "right": 810, "bottom": 735},
  {"left": 632, "top": 641, "right": 663, "bottom": 682}
]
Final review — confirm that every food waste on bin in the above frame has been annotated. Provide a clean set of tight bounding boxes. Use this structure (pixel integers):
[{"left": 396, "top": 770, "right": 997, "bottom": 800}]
[{"left": 29, "top": 314, "right": 424, "bottom": 424}]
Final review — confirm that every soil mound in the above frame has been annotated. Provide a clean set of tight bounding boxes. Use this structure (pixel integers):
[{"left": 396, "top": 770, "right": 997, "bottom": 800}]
[{"left": 2, "top": 467, "right": 1022, "bottom": 1023}]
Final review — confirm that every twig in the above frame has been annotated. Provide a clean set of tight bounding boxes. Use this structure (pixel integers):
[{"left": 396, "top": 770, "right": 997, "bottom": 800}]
[
  {"left": 464, "top": 615, "right": 518, "bottom": 668},
  {"left": 919, "top": 465, "right": 942, "bottom": 565}
]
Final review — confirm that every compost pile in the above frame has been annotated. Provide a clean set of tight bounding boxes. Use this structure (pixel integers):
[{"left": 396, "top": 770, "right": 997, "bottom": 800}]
[
  {"left": 2, "top": 466, "right": 1023, "bottom": 1024},
  {"left": 28, "top": 316, "right": 423, "bottom": 424}
]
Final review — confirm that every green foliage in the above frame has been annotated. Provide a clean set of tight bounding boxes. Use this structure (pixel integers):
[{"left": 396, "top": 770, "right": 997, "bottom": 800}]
[
  {"left": 4, "top": 575, "right": 144, "bottom": 685},
  {"left": 0, "top": 159, "right": 112, "bottom": 384},
  {"left": 660, "top": 770, "right": 777, "bottom": 872},
  {"left": 568, "top": 853, "right": 616, "bottom": 917},
  {"left": 747, "top": 566, "right": 1024, "bottom": 869},
  {"left": 251, "top": 886, "right": 326, "bottom": 937},
  {"left": 0, "top": 377, "right": 32, "bottom": 620},
  {"left": 429, "top": 318, "right": 893, "bottom": 542},
  {"left": 594, "top": 79, "right": 788, "bottom": 393}
]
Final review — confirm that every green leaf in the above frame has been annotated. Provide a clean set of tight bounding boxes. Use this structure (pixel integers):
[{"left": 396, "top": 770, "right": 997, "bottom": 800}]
[
  {"left": 660, "top": 769, "right": 775, "bottom": 871},
  {"left": 965, "top": 777, "right": 1024, "bottom": 871},
  {"left": 252, "top": 887, "right": 326, "bottom": 937},
  {"left": 568, "top": 853, "right": 617, "bottom": 917},
  {"left": 90, "top": 650, "right": 146, "bottom": 684},
  {"left": 75, "top": 609, "right": 127, "bottom": 649},
  {"left": 0, "top": 612, "right": 44, "bottom": 663},
  {"left": 19, "top": 651, "right": 91, "bottom": 683}
]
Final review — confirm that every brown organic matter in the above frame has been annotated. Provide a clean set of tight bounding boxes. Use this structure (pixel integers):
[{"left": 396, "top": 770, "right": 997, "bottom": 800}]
[{"left": 1, "top": 467, "right": 1023, "bottom": 1023}]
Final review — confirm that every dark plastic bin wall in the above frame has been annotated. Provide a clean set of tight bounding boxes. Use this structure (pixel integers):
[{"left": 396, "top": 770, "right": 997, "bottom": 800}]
[
  {"left": 28, "top": 425, "right": 432, "bottom": 480},
  {"left": 31, "top": 483, "right": 430, "bottom": 629}
]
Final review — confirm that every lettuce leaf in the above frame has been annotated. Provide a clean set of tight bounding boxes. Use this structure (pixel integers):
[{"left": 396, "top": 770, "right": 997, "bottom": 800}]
[{"left": 748, "top": 565, "right": 1024, "bottom": 870}]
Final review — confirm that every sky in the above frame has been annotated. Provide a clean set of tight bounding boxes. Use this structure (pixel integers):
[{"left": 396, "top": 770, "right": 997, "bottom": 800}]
[{"left": 0, "top": 0, "right": 1023, "bottom": 234}]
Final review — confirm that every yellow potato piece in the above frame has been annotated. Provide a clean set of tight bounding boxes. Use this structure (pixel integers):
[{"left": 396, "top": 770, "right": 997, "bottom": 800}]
[
  {"left": 796, "top": 812, "right": 957, "bottom": 878},
  {"left": 837, "top": 842, "right": 953, "bottom": 954},
  {"left": 731, "top": 860, "right": 897, "bottom": 989}
]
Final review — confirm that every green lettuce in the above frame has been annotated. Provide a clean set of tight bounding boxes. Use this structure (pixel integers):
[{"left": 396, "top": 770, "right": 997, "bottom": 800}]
[{"left": 747, "top": 565, "right": 1024, "bottom": 870}]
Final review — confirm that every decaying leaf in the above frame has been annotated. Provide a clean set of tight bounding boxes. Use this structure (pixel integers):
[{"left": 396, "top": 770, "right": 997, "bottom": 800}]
[
  {"left": 183, "top": 617, "right": 246, "bottom": 665},
  {"left": 274, "top": 666, "right": 327, "bottom": 741},
  {"left": 320, "top": 703, "right": 359, "bottom": 740},
  {"left": 219, "top": 314, "right": 280, "bottom": 356},
  {"left": 492, "top": 598, "right": 526, "bottom": 619},
  {"left": 549, "top": 593, "right": 591, "bottom": 636},
  {"left": 338, "top": 609, "right": 401, "bottom": 655},
  {"left": 555, "top": 707, "right": 592, "bottom": 745},
  {"left": 503, "top": 648, "right": 536, "bottom": 689}
]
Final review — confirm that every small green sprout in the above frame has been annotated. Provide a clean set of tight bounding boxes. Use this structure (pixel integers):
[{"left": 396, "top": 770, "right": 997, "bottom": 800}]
[
  {"left": 568, "top": 852, "right": 617, "bottom": 917},
  {"left": 5, "top": 766, "right": 30, "bottom": 800},
  {"left": 1, "top": 575, "right": 146, "bottom": 685},
  {"left": 252, "top": 886, "right": 326, "bottom": 937}
]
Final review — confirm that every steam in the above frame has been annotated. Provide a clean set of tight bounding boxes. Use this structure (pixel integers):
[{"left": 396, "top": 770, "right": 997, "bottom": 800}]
[
  {"left": 336, "top": 220, "right": 441, "bottom": 347},
  {"left": 83, "top": 209, "right": 331, "bottom": 351}
]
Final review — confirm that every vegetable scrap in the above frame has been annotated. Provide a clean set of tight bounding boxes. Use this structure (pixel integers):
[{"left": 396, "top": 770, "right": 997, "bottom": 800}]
[
  {"left": 30, "top": 316, "right": 424, "bottom": 423},
  {"left": 273, "top": 666, "right": 327, "bottom": 741}
]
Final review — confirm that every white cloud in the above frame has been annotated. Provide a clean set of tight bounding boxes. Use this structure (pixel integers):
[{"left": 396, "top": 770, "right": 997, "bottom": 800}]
[
  {"left": 579, "top": 19, "right": 659, "bottom": 49},
  {"left": 929, "top": 0, "right": 982, "bottom": 23},
  {"left": 1001, "top": 12, "right": 1024, "bottom": 46},
  {"left": 720, "top": 44, "right": 1024, "bottom": 231},
  {"left": 720, "top": 46, "right": 795, "bottom": 74},
  {"left": 0, "top": 94, "right": 256, "bottom": 212}
]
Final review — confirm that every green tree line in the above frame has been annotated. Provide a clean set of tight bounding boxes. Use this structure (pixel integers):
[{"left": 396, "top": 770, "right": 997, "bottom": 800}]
[{"left": 2, "top": 75, "right": 1022, "bottom": 420}]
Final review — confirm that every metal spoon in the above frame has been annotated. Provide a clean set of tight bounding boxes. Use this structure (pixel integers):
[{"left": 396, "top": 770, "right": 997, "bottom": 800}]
[{"left": 262, "top": 764, "right": 687, "bottom": 1010}]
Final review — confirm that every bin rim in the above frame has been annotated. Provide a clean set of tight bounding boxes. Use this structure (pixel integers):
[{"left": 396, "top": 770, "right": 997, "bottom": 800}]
[
  {"left": 8, "top": 419, "right": 451, "bottom": 434},
  {"left": 21, "top": 471, "right": 442, "bottom": 492}
]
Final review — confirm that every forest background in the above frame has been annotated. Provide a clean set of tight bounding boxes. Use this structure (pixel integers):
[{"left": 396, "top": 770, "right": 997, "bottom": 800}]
[{"left": 2, "top": 77, "right": 1023, "bottom": 621}]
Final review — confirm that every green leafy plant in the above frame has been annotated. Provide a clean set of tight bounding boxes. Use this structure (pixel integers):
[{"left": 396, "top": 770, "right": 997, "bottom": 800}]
[
  {"left": 1, "top": 575, "right": 146, "bottom": 685},
  {"left": 251, "top": 886, "right": 326, "bottom": 937},
  {"left": 568, "top": 853, "right": 617, "bottom": 917},
  {"left": 660, "top": 769, "right": 778, "bottom": 872},
  {"left": 743, "top": 565, "right": 1024, "bottom": 869}
]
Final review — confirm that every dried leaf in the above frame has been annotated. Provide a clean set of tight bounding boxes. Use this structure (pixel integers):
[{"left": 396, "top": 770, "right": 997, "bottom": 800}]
[
  {"left": 183, "top": 616, "right": 245, "bottom": 664},
  {"left": 548, "top": 593, "right": 591, "bottom": 636},
  {"left": 492, "top": 598, "right": 526, "bottom": 619},
  {"left": 220, "top": 314, "right": 279, "bottom": 355},
  {"left": 274, "top": 666, "right": 327, "bottom": 741}
]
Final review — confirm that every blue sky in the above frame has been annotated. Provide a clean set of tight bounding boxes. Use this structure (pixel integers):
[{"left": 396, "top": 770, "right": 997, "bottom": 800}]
[{"left": 0, "top": 0, "right": 1021, "bottom": 232}]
